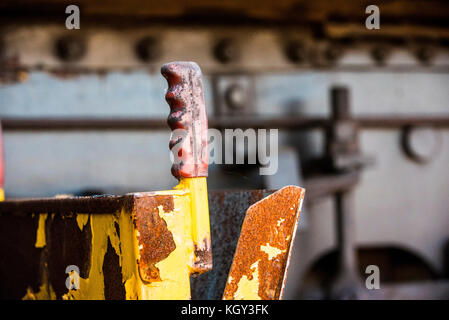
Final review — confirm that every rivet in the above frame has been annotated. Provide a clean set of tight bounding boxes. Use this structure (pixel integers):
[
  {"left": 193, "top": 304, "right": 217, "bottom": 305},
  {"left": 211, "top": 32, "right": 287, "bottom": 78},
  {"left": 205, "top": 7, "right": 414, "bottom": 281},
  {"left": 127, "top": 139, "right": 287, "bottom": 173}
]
[
  {"left": 213, "top": 38, "right": 238, "bottom": 64},
  {"left": 55, "top": 35, "right": 86, "bottom": 62},
  {"left": 135, "top": 36, "right": 160, "bottom": 62}
]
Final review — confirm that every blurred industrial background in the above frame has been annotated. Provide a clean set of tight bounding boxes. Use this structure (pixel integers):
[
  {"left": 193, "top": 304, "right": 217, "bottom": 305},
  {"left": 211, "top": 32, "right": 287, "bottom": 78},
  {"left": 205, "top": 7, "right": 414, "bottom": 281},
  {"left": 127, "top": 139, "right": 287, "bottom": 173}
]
[{"left": 1, "top": 0, "right": 449, "bottom": 299}]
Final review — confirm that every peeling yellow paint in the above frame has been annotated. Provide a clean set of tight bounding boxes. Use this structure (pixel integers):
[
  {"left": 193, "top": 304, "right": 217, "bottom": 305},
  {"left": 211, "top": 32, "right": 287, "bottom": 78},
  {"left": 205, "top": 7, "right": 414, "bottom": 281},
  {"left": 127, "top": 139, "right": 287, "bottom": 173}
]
[
  {"left": 276, "top": 218, "right": 285, "bottom": 227},
  {"left": 23, "top": 282, "right": 57, "bottom": 300},
  {"left": 175, "top": 177, "right": 211, "bottom": 266},
  {"left": 137, "top": 192, "right": 195, "bottom": 300},
  {"left": 62, "top": 192, "right": 197, "bottom": 300},
  {"left": 233, "top": 260, "right": 261, "bottom": 300},
  {"left": 260, "top": 243, "right": 285, "bottom": 260},
  {"left": 35, "top": 214, "right": 47, "bottom": 248},
  {"left": 76, "top": 213, "right": 90, "bottom": 231},
  {"left": 21, "top": 176, "right": 211, "bottom": 300},
  {"left": 64, "top": 214, "right": 113, "bottom": 300},
  {"left": 23, "top": 264, "right": 56, "bottom": 300}
]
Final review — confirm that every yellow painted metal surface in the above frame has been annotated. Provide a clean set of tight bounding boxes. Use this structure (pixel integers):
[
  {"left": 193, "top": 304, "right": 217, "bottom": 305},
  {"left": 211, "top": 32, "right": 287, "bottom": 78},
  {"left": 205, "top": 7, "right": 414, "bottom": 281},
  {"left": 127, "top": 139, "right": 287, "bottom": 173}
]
[
  {"left": 22, "top": 177, "right": 211, "bottom": 300},
  {"left": 176, "top": 177, "right": 212, "bottom": 273}
]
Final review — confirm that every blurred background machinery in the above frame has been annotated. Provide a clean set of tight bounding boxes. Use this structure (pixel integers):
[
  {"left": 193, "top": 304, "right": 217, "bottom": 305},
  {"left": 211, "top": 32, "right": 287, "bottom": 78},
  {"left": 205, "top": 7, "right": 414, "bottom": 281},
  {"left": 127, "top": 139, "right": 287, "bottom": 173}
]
[{"left": 1, "top": 0, "right": 449, "bottom": 299}]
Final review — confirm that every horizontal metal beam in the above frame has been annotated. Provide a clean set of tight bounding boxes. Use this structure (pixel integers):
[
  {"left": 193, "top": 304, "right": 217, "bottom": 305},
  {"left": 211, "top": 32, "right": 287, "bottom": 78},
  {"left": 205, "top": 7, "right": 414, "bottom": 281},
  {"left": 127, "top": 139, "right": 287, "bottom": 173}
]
[
  {"left": 2, "top": 115, "right": 449, "bottom": 131},
  {"left": 303, "top": 172, "right": 360, "bottom": 200}
]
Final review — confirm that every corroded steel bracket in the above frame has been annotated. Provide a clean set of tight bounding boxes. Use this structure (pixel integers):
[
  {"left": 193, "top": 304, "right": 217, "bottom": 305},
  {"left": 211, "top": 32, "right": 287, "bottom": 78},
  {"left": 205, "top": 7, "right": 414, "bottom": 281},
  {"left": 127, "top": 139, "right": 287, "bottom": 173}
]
[{"left": 223, "top": 186, "right": 305, "bottom": 300}]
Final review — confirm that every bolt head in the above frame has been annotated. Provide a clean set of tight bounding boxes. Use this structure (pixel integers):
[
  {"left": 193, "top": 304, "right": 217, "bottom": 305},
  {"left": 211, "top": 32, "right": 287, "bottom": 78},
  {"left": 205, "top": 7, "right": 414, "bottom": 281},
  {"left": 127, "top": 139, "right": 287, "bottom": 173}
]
[
  {"left": 324, "top": 44, "right": 342, "bottom": 64},
  {"left": 286, "top": 41, "right": 307, "bottom": 63},
  {"left": 371, "top": 46, "right": 390, "bottom": 65},
  {"left": 416, "top": 46, "right": 435, "bottom": 64},
  {"left": 214, "top": 38, "right": 238, "bottom": 64},
  {"left": 224, "top": 83, "right": 247, "bottom": 110},
  {"left": 55, "top": 35, "right": 86, "bottom": 62},
  {"left": 136, "top": 36, "right": 160, "bottom": 62}
]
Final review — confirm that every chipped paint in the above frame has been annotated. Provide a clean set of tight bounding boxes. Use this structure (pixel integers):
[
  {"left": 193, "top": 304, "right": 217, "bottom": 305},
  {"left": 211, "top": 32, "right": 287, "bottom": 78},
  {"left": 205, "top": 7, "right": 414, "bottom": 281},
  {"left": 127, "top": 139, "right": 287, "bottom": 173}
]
[
  {"left": 233, "top": 260, "right": 261, "bottom": 300},
  {"left": 138, "top": 192, "right": 194, "bottom": 299},
  {"left": 260, "top": 243, "right": 285, "bottom": 260},
  {"left": 134, "top": 195, "right": 176, "bottom": 283},
  {"left": 22, "top": 268, "right": 56, "bottom": 300},
  {"left": 276, "top": 218, "right": 285, "bottom": 227},
  {"left": 76, "top": 213, "right": 89, "bottom": 231},
  {"left": 35, "top": 213, "right": 47, "bottom": 248},
  {"left": 63, "top": 213, "right": 119, "bottom": 300},
  {"left": 223, "top": 185, "right": 305, "bottom": 300},
  {"left": 176, "top": 177, "right": 212, "bottom": 273},
  {"left": 5, "top": 182, "right": 211, "bottom": 300}
]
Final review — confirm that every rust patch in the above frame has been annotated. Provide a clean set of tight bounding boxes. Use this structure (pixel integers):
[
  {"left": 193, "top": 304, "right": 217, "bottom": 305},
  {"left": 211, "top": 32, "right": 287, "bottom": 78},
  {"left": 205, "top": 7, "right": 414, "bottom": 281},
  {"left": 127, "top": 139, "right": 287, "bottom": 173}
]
[
  {"left": 192, "top": 238, "right": 212, "bottom": 274},
  {"left": 223, "top": 186, "right": 305, "bottom": 300},
  {"left": 191, "top": 189, "right": 273, "bottom": 300},
  {"left": 133, "top": 195, "right": 176, "bottom": 283}
]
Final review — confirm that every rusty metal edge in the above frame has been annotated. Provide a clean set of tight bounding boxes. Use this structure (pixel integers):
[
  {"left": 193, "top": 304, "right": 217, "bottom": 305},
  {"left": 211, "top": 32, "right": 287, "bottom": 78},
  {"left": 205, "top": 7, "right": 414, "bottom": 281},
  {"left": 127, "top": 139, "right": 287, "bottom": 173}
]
[
  {"left": 0, "top": 194, "right": 135, "bottom": 215},
  {"left": 279, "top": 187, "right": 305, "bottom": 299},
  {"left": 0, "top": 171, "right": 357, "bottom": 217}
]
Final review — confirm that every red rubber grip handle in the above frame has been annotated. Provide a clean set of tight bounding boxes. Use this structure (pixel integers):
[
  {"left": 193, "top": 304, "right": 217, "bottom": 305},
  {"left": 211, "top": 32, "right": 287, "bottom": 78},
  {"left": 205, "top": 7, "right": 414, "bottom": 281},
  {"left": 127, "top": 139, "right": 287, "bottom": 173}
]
[{"left": 161, "top": 62, "right": 209, "bottom": 179}]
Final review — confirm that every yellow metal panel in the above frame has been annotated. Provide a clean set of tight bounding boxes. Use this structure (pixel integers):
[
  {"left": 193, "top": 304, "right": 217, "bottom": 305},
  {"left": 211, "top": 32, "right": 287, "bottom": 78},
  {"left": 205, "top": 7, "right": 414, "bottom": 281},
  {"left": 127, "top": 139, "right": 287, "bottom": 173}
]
[{"left": 22, "top": 177, "right": 211, "bottom": 300}]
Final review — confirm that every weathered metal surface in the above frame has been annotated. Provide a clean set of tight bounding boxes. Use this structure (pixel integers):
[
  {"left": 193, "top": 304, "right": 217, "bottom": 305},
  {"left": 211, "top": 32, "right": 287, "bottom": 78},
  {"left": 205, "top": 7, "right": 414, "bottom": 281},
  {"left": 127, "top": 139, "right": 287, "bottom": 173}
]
[
  {"left": 0, "top": 189, "right": 210, "bottom": 299},
  {"left": 191, "top": 182, "right": 357, "bottom": 300},
  {"left": 0, "top": 187, "right": 303, "bottom": 300},
  {"left": 179, "top": 177, "right": 212, "bottom": 274},
  {"left": 0, "top": 194, "right": 134, "bottom": 215},
  {"left": 190, "top": 189, "right": 273, "bottom": 300},
  {"left": 133, "top": 195, "right": 176, "bottom": 283},
  {"left": 161, "top": 61, "right": 209, "bottom": 179},
  {"left": 222, "top": 186, "right": 305, "bottom": 300}
]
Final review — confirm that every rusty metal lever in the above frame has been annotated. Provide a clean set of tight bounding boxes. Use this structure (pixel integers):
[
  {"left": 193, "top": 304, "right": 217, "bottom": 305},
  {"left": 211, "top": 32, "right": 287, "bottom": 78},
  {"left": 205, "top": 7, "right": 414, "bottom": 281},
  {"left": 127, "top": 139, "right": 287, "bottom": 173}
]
[
  {"left": 161, "top": 61, "right": 212, "bottom": 274},
  {"left": 161, "top": 61, "right": 209, "bottom": 179}
]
